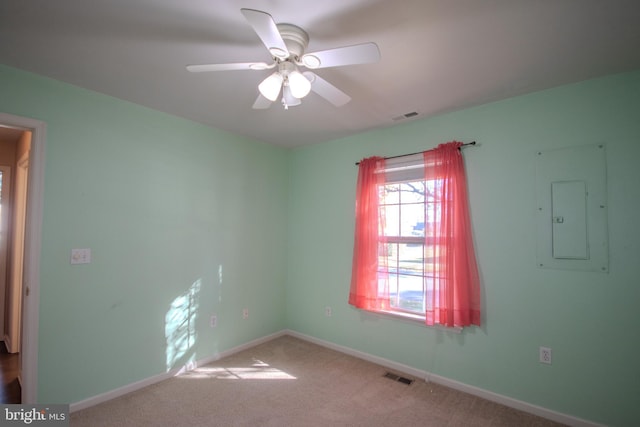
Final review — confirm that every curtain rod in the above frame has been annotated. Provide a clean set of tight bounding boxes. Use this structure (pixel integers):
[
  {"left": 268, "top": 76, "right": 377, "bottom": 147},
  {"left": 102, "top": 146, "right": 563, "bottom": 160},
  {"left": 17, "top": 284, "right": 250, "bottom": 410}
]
[{"left": 355, "top": 141, "right": 476, "bottom": 165}]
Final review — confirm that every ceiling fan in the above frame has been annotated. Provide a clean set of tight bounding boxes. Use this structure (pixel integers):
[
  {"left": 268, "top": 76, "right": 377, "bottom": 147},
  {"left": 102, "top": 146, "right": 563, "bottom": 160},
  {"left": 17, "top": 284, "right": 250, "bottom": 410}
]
[{"left": 186, "top": 8, "right": 381, "bottom": 109}]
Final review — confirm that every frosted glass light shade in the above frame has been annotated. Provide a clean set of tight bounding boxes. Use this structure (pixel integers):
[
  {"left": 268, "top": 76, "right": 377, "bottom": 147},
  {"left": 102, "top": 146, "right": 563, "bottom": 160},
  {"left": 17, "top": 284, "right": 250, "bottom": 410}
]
[
  {"left": 288, "top": 71, "right": 311, "bottom": 98},
  {"left": 258, "top": 72, "right": 283, "bottom": 101},
  {"left": 282, "top": 85, "right": 301, "bottom": 107}
]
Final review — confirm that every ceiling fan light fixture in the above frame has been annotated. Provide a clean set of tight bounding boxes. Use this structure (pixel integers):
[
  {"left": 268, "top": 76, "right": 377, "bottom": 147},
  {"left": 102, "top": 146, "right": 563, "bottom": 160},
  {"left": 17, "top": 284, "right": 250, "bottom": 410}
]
[
  {"left": 282, "top": 85, "right": 302, "bottom": 109},
  {"left": 302, "top": 54, "right": 321, "bottom": 69},
  {"left": 258, "top": 72, "right": 283, "bottom": 101},
  {"left": 288, "top": 70, "right": 311, "bottom": 98}
]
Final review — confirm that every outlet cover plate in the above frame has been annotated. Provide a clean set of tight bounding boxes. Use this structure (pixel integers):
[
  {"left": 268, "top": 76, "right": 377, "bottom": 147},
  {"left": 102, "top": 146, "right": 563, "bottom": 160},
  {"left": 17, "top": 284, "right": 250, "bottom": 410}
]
[{"left": 539, "top": 346, "right": 552, "bottom": 365}]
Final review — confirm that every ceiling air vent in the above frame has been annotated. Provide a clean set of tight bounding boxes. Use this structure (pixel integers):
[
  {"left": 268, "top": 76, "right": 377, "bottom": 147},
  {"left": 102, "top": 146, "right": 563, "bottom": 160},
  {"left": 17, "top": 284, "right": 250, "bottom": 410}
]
[{"left": 392, "top": 111, "right": 419, "bottom": 121}]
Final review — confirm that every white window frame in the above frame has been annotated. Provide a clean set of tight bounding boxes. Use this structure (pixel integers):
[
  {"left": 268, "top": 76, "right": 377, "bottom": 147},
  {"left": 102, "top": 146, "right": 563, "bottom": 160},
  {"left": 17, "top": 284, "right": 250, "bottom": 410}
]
[{"left": 377, "top": 154, "right": 432, "bottom": 320}]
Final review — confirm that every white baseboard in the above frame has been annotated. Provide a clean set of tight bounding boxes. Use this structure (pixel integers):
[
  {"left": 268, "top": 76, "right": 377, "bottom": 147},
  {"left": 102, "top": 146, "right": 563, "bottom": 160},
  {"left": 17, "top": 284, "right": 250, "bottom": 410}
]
[
  {"left": 70, "top": 330, "right": 286, "bottom": 413},
  {"left": 284, "top": 329, "right": 427, "bottom": 379},
  {"left": 285, "top": 330, "right": 604, "bottom": 427}
]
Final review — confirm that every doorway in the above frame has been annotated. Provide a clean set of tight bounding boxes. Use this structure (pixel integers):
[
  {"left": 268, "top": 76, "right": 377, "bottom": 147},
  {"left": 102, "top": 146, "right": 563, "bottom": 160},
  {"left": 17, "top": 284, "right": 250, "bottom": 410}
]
[
  {"left": 0, "top": 113, "right": 45, "bottom": 404},
  {"left": 0, "top": 128, "right": 29, "bottom": 403}
]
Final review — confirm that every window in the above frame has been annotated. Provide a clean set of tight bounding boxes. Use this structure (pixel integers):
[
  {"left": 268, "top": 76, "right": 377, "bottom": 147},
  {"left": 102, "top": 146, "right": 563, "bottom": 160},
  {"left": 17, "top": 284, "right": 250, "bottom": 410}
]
[
  {"left": 349, "top": 142, "right": 480, "bottom": 328},
  {"left": 378, "top": 160, "right": 433, "bottom": 317}
]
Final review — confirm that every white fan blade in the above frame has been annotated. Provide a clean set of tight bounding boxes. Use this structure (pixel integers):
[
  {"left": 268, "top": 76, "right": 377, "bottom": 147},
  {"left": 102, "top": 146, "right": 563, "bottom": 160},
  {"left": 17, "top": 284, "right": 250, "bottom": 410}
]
[
  {"left": 252, "top": 94, "right": 273, "bottom": 109},
  {"left": 186, "top": 62, "right": 271, "bottom": 72},
  {"left": 241, "top": 8, "right": 289, "bottom": 59},
  {"left": 303, "top": 72, "right": 351, "bottom": 107},
  {"left": 302, "top": 42, "right": 380, "bottom": 69}
]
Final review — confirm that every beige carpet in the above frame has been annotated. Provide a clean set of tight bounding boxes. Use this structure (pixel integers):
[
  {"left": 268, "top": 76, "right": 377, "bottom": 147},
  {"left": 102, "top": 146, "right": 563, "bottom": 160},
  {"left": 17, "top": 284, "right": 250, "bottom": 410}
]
[{"left": 71, "top": 335, "right": 566, "bottom": 426}]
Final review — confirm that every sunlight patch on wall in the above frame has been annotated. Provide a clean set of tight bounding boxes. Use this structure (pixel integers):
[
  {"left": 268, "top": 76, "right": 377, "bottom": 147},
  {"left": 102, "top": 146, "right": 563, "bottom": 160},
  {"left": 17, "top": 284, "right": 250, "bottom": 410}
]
[
  {"left": 165, "top": 279, "right": 202, "bottom": 371},
  {"left": 218, "top": 264, "right": 223, "bottom": 302}
]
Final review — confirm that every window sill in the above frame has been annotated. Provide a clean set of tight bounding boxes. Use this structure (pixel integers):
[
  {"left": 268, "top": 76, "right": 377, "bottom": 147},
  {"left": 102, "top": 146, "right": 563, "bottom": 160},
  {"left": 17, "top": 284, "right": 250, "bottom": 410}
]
[{"left": 362, "top": 309, "right": 463, "bottom": 333}]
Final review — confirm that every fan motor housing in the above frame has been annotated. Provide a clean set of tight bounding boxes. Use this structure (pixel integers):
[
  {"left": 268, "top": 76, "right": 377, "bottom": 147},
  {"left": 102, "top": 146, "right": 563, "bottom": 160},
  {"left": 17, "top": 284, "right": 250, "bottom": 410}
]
[{"left": 277, "top": 23, "right": 309, "bottom": 58}]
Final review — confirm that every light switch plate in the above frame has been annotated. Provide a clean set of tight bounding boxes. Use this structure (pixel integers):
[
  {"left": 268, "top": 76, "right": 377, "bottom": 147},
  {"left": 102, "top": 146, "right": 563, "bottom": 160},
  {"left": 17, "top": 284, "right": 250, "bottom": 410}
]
[{"left": 71, "top": 248, "right": 91, "bottom": 264}]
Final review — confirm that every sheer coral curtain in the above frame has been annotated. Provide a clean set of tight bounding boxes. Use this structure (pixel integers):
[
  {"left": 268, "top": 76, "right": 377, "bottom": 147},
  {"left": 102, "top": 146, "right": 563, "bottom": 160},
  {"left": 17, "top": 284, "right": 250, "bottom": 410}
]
[
  {"left": 424, "top": 142, "right": 481, "bottom": 327},
  {"left": 349, "top": 156, "right": 389, "bottom": 310}
]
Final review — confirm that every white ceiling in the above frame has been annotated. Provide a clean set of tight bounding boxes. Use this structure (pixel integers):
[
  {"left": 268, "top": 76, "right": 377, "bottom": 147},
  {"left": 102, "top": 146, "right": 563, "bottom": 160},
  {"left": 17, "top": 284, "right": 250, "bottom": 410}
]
[{"left": 1, "top": 0, "right": 639, "bottom": 148}]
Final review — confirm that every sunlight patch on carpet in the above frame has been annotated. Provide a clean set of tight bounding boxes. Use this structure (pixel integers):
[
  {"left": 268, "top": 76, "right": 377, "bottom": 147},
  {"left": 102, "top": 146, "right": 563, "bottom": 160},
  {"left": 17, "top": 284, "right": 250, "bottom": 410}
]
[{"left": 177, "top": 358, "right": 296, "bottom": 380}]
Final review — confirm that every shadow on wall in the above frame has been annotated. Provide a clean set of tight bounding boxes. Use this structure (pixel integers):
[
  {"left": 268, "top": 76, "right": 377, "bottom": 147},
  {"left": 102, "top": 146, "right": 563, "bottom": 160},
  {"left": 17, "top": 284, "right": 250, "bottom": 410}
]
[{"left": 165, "top": 279, "right": 202, "bottom": 372}]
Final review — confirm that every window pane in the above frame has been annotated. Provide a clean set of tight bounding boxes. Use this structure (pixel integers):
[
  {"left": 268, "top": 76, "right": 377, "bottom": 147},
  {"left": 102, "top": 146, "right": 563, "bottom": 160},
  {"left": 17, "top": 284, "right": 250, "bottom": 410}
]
[
  {"left": 381, "top": 205, "right": 399, "bottom": 236},
  {"left": 425, "top": 245, "right": 448, "bottom": 279},
  {"left": 400, "top": 182, "right": 425, "bottom": 203},
  {"left": 382, "top": 183, "right": 400, "bottom": 204},
  {"left": 400, "top": 203, "right": 424, "bottom": 237},
  {"left": 386, "top": 272, "right": 398, "bottom": 296},
  {"left": 395, "top": 273, "right": 424, "bottom": 313},
  {"left": 394, "top": 243, "right": 425, "bottom": 313},
  {"left": 425, "top": 277, "right": 435, "bottom": 310},
  {"left": 425, "top": 202, "right": 437, "bottom": 237},
  {"left": 426, "top": 180, "right": 444, "bottom": 201},
  {"left": 424, "top": 245, "right": 436, "bottom": 274},
  {"left": 398, "top": 243, "right": 423, "bottom": 274},
  {"left": 379, "top": 242, "right": 394, "bottom": 267}
]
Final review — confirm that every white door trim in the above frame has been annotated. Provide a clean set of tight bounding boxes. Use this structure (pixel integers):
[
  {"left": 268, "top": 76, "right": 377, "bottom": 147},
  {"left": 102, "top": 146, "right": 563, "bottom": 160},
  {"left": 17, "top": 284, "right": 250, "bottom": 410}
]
[
  {"left": 0, "top": 112, "right": 46, "bottom": 404},
  {"left": 0, "top": 165, "right": 11, "bottom": 340}
]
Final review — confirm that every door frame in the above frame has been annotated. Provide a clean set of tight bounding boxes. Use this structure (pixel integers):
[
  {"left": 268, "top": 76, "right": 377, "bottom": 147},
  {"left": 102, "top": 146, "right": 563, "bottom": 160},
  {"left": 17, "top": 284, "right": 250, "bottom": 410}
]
[
  {"left": 0, "top": 165, "right": 11, "bottom": 338},
  {"left": 0, "top": 112, "right": 45, "bottom": 404}
]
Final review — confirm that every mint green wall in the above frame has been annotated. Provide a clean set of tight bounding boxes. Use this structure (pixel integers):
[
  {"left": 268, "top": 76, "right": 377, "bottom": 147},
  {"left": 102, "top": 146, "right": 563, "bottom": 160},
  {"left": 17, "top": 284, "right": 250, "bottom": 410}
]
[
  {"left": 287, "top": 71, "right": 640, "bottom": 426},
  {"left": 0, "top": 65, "right": 289, "bottom": 404}
]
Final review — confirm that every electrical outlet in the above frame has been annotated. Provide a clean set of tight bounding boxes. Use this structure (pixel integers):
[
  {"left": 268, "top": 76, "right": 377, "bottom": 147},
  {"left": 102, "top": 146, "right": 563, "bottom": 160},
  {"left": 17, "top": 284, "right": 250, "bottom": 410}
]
[
  {"left": 325, "top": 306, "right": 332, "bottom": 317},
  {"left": 242, "top": 308, "right": 249, "bottom": 319},
  {"left": 539, "top": 346, "right": 552, "bottom": 365},
  {"left": 210, "top": 315, "right": 217, "bottom": 328}
]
